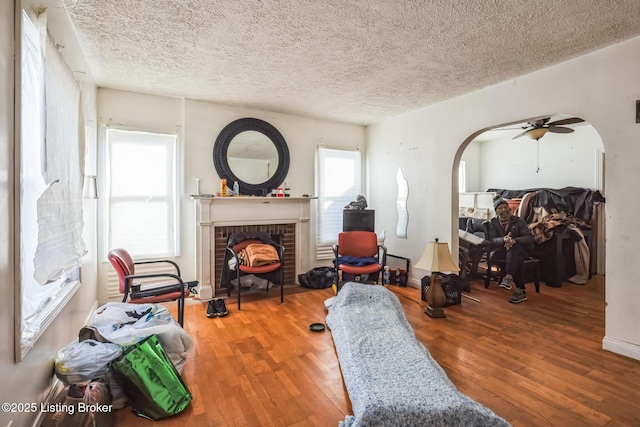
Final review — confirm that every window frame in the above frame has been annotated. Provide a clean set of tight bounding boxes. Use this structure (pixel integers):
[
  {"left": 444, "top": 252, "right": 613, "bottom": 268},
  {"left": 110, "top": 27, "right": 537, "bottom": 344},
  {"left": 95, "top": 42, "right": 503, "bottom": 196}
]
[
  {"left": 315, "top": 147, "right": 363, "bottom": 256},
  {"left": 101, "top": 125, "right": 182, "bottom": 261},
  {"left": 15, "top": 7, "right": 83, "bottom": 361},
  {"left": 459, "top": 160, "right": 467, "bottom": 193}
]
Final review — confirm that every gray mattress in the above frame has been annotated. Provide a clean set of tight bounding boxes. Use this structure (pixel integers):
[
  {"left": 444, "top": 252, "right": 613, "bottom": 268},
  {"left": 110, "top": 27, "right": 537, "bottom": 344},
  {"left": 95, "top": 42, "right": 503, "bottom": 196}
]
[{"left": 326, "top": 282, "right": 511, "bottom": 427}]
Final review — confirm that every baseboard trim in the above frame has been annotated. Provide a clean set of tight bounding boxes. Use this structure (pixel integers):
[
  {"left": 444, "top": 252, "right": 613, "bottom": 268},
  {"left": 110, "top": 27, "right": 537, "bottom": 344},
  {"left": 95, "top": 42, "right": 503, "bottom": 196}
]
[
  {"left": 31, "top": 377, "right": 64, "bottom": 427},
  {"left": 85, "top": 300, "right": 99, "bottom": 324},
  {"left": 602, "top": 336, "right": 640, "bottom": 361},
  {"left": 31, "top": 300, "right": 100, "bottom": 427},
  {"left": 408, "top": 277, "right": 421, "bottom": 289}
]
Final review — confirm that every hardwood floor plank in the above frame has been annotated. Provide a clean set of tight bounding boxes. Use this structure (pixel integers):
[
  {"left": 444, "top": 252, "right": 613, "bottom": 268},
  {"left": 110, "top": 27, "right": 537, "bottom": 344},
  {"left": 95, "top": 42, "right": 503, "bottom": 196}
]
[{"left": 114, "top": 275, "right": 640, "bottom": 426}]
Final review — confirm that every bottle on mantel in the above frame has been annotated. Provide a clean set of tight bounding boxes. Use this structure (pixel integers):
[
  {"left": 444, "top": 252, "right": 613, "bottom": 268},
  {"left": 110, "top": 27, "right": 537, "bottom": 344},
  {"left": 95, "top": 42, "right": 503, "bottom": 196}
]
[
  {"left": 233, "top": 181, "right": 239, "bottom": 196},
  {"left": 284, "top": 182, "right": 291, "bottom": 197}
]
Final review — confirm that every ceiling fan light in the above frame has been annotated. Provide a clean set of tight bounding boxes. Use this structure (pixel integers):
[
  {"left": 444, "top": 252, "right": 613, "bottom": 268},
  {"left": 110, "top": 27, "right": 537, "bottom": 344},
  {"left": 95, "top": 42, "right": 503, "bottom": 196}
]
[{"left": 525, "top": 128, "right": 548, "bottom": 140}]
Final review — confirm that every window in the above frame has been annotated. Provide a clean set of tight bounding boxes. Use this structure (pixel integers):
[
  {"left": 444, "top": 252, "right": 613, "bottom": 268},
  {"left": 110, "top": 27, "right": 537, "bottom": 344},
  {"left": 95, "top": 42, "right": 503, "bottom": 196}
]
[
  {"left": 458, "top": 160, "right": 467, "bottom": 193},
  {"left": 316, "top": 147, "right": 362, "bottom": 257},
  {"left": 18, "top": 8, "right": 84, "bottom": 359},
  {"left": 105, "top": 128, "right": 179, "bottom": 259}
]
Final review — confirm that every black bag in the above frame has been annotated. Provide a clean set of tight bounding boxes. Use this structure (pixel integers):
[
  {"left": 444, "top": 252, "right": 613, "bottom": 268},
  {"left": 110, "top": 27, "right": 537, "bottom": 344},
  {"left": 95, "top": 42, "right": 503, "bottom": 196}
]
[
  {"left": 421, "top": 274, "right": 467, "bottom": 306},
  {"left": 298, "top": 267, "right": 336, "bottom": 289}
]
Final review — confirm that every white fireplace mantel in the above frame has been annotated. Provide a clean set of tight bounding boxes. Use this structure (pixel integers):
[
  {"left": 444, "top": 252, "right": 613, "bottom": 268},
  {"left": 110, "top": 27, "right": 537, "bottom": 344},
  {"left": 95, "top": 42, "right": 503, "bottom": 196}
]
[{"left": 192, "top": 196, "right": 316, "bottom": 300}]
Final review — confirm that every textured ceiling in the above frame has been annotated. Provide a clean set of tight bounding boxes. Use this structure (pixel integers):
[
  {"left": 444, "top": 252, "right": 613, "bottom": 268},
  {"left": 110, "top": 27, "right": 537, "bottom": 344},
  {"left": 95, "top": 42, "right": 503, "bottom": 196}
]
[{"left": 61, "top": 0, "right": 640, "bottom": 125}]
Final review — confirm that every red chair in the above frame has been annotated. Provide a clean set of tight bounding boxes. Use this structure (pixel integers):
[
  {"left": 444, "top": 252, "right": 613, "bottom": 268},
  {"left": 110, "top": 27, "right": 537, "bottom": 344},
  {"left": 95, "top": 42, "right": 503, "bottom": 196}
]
[
  {"left": 224, "top": 232, "right": 284, "bottom": 310},
  {"left": 107, "top": 248, "right": 191, "bottom": 326},
  {"left": 333, "top": 231, "right": 387, "bottom": 284}
]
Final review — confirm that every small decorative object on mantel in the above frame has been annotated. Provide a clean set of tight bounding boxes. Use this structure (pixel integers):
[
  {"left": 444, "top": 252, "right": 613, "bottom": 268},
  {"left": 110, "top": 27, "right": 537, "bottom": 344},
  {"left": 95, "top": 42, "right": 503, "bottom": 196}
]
[
  {"left": 344, "top": 195, "right": 367, "bottom": 210},
  {"left": 414, "top": 238, "right": 460, "bottom": 318},
  {"left": 220, "top": 178, "right": 227, "bottom": 197}
]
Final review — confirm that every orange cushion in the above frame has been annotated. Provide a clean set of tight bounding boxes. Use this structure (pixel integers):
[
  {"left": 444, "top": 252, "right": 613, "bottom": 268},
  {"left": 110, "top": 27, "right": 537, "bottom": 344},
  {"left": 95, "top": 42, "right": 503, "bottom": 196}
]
[
  {"left": 239, "top": 262, "right": 282, "bottom": 274},
  {"left": 338, "top": 231, "right": 379, "bottom": 257}
]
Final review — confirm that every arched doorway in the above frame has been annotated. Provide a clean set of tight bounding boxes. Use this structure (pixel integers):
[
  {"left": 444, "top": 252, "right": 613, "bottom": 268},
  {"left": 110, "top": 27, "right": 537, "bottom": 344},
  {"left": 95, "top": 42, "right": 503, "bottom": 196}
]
[{"left": 452, "top": 114, "right": 606, "bottom": 284}]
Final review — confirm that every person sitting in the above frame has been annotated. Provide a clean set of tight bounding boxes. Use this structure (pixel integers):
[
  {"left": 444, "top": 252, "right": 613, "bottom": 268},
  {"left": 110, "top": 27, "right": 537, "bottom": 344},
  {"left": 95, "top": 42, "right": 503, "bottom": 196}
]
[{"left": 485, "top": 196, "right": 534, "bottom": 304}]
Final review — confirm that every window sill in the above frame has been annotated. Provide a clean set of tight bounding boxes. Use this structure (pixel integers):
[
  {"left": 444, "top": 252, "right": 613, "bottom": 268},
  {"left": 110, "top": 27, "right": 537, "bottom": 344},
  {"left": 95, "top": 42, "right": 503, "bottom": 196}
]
[{"left": 19, "top": 279, "right": 81, "bottom": 361}]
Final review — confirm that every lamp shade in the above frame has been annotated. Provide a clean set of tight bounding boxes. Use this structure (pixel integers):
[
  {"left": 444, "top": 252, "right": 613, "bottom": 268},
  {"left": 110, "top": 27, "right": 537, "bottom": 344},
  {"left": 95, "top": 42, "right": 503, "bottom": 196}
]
[
  {"left": 414, "top": 240, "right": 459, "bottom": 273},
  {"left": 525, "top": 127, "right": 548, "bottom": 140}
]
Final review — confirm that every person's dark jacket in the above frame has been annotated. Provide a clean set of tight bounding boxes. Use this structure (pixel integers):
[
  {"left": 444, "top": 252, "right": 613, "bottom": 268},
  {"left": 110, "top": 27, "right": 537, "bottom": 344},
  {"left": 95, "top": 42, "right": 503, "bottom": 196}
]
[{"left": 485, "top": 215, "right": 534, "bottom": 254}]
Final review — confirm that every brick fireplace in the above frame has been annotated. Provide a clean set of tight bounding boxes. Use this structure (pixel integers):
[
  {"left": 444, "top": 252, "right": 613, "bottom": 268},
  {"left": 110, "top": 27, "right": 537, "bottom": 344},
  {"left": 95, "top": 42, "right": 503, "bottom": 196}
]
[
  {"left": 192, "top": 196, "right": 315, "bottom": 299},
  {"left": 213, "top": 223, "right": 296, "bottom": 288}
]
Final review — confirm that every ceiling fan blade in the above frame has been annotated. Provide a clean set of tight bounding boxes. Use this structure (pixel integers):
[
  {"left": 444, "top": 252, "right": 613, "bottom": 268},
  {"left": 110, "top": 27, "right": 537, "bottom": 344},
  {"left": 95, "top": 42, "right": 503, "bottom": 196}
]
[
  {"left": 548, "top": 117, "right": 584, "bottom": 126},
  {"left": 529, "top": 118, "right": 550, "bottom": 127},
  {"left": 512, "top": 130, "right": 528, "bottom": 140},
  {"left": 547, "top": 126, "right": 575, "bottom": 134}
]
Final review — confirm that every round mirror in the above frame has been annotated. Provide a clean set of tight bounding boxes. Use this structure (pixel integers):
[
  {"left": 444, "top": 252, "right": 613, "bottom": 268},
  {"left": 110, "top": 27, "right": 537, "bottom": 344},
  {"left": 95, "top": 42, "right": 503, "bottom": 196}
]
[
  {"left": 213, "top": 118, "right": 290, "bottom": 196},
  {"left": 227, "top": 131, "right": 278, "bottom": 184}
]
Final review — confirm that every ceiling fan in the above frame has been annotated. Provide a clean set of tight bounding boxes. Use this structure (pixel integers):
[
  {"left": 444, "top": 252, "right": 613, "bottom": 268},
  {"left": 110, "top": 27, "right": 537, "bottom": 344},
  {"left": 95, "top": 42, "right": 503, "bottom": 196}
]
[{"left": 511, "top": 117, "right": 585, "bottom": 140}]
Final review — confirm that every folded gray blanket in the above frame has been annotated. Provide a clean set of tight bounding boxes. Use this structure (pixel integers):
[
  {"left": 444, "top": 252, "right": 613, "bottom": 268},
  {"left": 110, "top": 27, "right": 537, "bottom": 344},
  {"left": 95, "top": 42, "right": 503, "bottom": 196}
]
[{"left": 326, "top": 282, "right": 511, "bottom": 427}]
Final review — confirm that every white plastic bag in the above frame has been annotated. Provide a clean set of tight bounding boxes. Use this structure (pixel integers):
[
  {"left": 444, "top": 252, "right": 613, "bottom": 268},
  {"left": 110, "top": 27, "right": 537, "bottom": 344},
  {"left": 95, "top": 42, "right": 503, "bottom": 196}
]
[
  {"left": 54, "top": 339, "right": 122, "bottom": 385},
  {"left": 89, "top": 302, "right": 178, "bottom": 346},
  {"left": 88, "top": 302, "right": 194, "bottom": 373}
]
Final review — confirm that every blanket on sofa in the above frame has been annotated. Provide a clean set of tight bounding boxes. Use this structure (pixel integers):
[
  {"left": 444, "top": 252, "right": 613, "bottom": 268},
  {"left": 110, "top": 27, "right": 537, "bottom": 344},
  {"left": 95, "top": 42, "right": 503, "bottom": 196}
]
[{"left": 326, "top": 282, "right": 510, "bottom": 427}]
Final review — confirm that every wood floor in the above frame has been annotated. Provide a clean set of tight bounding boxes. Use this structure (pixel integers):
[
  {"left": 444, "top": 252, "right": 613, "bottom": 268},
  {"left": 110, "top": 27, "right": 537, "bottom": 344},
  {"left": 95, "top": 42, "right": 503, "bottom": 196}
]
[{"left": 114, "top": 275, "right": 640, "bottom": 426}]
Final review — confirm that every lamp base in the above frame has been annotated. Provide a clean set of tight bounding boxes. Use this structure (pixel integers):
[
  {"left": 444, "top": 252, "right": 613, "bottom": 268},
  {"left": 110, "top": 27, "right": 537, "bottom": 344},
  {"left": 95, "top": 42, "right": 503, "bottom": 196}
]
[
  {"left": 424, "top": 272, "right": 447, "bottom": 318},
  {"left": 425, "top": 305, "right": 446, "bottom": 318}
]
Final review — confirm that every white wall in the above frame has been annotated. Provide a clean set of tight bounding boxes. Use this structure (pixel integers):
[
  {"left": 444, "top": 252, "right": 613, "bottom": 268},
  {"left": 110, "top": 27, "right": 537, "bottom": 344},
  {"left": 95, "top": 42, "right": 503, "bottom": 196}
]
[
  {"left": 97, "top": 91, "right": 366, "bottom": 295},
  {"left": 367, "top": 36, "right": 640, "bottom": 361},
  {"left": 479, "top": 124, "right": 604, "bottom": 190},
  {"left": 1, "top": 2, "right": 100, "bottom": 426}
]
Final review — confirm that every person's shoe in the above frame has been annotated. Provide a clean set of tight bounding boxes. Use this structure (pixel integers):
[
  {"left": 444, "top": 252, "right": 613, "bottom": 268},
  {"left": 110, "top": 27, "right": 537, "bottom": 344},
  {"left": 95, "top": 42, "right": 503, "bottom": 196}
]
[
  {"left": 500, "top": 274, "right": 513, "bottom": 290},
  {"left": 206, "top": 300, "right": 218, "bottom": 318},
  {"left": 214, "top": 299, "right": 229, "bottom": 317},
  {"left": 509, "top": 288, "right": 527, "bottom": 304}
]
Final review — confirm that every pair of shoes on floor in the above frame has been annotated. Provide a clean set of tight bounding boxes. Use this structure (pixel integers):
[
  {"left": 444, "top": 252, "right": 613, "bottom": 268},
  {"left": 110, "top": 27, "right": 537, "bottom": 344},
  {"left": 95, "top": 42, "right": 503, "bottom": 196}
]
[
  {"left": 206, "top": 299, "right": 229, "bottom": 318},
  {"left": 509, "top": 288, "right": 527, "bottom": 304},
  {"left": 500, "top": 274, "right": 514, "bottom": 290}
]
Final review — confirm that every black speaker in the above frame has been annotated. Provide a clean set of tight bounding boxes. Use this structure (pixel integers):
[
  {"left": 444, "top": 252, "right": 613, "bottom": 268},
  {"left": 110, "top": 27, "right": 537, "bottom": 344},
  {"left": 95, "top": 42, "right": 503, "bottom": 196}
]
[{"left": 343, "top": 209, "right": 375, "bottom": 232}]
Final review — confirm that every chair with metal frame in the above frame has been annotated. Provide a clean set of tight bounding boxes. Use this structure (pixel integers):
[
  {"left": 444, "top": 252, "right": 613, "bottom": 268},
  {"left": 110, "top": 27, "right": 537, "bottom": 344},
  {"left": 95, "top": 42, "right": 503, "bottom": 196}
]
[
  {"left": 224, "top": 232, "right": 285, "bottom": 310},
  {"left": 107, "top": 248, "right": 194, "bottom": 326},
  {"left": 333, "top": 231, "right": 387, "bottom": 285}
]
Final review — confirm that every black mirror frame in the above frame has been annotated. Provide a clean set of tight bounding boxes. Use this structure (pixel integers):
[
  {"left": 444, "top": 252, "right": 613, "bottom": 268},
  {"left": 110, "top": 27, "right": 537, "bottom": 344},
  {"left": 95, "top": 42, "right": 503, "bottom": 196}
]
[{"left": 213, "top": 118, "right": 290, "bottom": 196}]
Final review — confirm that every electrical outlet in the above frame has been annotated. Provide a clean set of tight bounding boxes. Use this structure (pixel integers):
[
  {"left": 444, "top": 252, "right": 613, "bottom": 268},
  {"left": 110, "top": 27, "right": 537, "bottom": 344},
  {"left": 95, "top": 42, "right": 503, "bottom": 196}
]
[{"left": 636, "top": 100, "right": 640, "bottom": 123}]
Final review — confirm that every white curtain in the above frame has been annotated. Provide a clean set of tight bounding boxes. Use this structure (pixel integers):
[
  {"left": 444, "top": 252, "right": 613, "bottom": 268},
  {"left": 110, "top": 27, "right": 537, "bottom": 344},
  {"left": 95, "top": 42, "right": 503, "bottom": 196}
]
[
  {"left": 32, "top": 30, "right": 87, "bottom": 285},
  {"left": 20, "top": 9, "right": 85, "bottom": 354}
]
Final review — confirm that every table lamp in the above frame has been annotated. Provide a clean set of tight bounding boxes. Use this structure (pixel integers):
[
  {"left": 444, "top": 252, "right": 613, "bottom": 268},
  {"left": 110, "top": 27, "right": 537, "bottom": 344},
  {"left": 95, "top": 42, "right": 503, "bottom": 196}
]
[{"left": 415, "top": 238, "right": 459, "bottom": 318}]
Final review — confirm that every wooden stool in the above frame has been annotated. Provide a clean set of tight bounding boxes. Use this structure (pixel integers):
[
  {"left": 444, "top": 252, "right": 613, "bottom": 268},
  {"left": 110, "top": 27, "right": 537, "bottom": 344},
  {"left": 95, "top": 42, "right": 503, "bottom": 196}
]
[{"left": 484, "top": 256, "right": 540, "bottom": 293}]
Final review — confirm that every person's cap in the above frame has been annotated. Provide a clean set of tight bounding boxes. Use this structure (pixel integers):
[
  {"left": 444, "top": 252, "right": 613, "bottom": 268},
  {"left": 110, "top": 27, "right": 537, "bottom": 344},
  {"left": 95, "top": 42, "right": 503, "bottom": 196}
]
[{"left": 493, "top": 196, "right": 508, "bottom": 210}]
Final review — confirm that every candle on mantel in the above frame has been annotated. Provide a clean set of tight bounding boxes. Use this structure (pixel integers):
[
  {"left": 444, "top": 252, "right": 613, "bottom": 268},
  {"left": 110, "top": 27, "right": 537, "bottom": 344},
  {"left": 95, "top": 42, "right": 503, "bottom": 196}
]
[{"left": 195, "top": 178, "right": 200, "bottom": 195}]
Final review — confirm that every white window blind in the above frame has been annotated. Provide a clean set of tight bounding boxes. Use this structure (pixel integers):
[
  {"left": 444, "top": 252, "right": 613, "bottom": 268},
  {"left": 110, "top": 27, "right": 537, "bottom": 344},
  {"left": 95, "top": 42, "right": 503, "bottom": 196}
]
[
  {"left": 316, "top": 147, "right": 362, "bottom": 253},
  {"left": 34, "top": 30, "right": 86, "bottom": 285},
  {"left": 105, "top": 128, "right": 179, "bottom": 259}
]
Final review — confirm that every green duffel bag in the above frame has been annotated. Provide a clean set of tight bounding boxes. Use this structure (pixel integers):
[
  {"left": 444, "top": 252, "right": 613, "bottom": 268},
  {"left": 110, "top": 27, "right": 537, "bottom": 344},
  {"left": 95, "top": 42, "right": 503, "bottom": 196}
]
[{"left": 109, "top": 334, "right": 191, "bottom": 420}]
